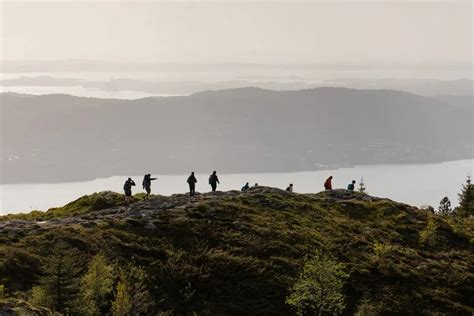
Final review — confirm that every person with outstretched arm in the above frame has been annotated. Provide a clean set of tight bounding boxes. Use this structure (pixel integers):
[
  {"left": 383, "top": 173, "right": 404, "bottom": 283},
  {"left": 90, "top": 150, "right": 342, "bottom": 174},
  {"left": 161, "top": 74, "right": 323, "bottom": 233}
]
[
  {"left": 123, "top": 177, "right": 136, "bottom": 206},
  {"left": 187, "top": 172, "right": 197, "bottom": 197},
  {"left": 142, "top": 173, "right": 157, "bottom": 200},
  {"left": 209, "top": 170, "right": 220, "bottom": 192}
]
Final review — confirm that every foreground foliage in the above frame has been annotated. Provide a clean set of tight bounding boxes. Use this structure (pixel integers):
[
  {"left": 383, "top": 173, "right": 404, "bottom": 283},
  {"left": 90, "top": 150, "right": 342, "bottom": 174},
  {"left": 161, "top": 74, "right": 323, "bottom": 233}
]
[
  {"left": 286, "top": 250, "right": 348, "bottom": 315},
  {"left": 0, "top": 188, "right": 473, "bottom": 315}
]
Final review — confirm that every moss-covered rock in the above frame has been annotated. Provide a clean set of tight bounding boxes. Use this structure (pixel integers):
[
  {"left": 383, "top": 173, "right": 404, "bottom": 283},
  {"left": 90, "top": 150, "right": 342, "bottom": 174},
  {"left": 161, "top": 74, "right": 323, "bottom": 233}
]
[{"left": 0, "top": 298, "right": 57, "bottom": 316}]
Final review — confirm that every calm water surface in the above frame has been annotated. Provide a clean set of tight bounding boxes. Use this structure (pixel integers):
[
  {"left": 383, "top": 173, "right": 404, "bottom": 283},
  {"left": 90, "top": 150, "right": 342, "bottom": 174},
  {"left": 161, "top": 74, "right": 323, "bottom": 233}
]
[{"left": 1, "top": 159, "right": 472, "bottom": 215}]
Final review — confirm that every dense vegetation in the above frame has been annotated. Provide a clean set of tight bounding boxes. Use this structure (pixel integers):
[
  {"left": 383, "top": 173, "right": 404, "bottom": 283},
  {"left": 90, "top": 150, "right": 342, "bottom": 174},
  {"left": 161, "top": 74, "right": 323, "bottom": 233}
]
[{"left": 0, "top": 187, "right": 473, "bottom": 315}]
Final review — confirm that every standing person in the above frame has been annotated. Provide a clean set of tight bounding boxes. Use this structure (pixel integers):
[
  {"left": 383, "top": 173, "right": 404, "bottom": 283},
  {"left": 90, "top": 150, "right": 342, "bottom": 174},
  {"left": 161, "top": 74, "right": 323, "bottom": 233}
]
[
  {"left": 123, "top": 177, "right": 136, "bottom": 206},
  {"left": 209, "top": 170, "right": 220, "bottom": 192},
  {"left": 324, "top": 176, "right": 333, "bottom": 190},
  {"left": 286, "top": 183, "right": 293, "bottom": 192},
  {"left": 142, "top": 173, "right": 157, "bottom": 200},
  {"left": 241, "top": 182, "right": 250, "bottom": 191},
  {"left": 187, "top": 172, "right": 197, "bottom": 197},
  {"left": 347, "top": 180, "right": 356, "bottom": 191}
]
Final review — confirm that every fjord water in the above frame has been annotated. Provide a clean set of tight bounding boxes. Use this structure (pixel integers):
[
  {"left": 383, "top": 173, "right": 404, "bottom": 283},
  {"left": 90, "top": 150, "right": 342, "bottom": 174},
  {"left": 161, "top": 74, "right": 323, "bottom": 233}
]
[{"left": 0, "top": 159, "right": 472, "bottom": 215}]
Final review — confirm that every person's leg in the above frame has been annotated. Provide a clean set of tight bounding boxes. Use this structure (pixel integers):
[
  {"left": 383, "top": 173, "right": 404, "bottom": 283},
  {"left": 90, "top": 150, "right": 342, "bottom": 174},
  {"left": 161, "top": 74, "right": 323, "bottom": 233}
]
[
  {"left": 212, "top": 183, "right": 217, "bottom": 191},
  {"left": 145, "top": 187, "right": 151, "bottom": 199}
]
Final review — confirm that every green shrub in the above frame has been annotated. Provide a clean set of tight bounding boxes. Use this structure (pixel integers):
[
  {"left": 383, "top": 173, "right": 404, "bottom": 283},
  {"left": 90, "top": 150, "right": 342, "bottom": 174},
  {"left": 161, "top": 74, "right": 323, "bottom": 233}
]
[{"left": 286, "top": 250, "right": 348, "bottom": 316}]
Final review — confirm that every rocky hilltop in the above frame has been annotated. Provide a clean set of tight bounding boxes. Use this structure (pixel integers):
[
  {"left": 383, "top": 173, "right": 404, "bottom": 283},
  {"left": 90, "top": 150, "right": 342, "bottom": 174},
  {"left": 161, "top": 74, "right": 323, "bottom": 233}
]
[{"left": 1, "top": 187, "right": 473, "bottom": 314}]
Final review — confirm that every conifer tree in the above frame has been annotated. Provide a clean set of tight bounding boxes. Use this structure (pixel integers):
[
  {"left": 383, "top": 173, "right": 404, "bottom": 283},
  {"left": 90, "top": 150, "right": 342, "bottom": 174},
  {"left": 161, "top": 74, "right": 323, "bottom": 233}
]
[
  {"left": 79, "top": 254, "right": 114, "bottom": 315},
  {"left": 456, "top": 174, "right": 473, "bottom": 217},
  {"left": 286, "top": 250, "right": 348, "bottom": 316},
  {"left": 358, "top": 177, "right": 367, "bottom": 194},
  {"left": 112, "top": 266, "right": 154, "bottom": 316},
  {"left": 30, "top": 243, "right": 80, "bottom": 314},
  {"left": 112, "top": 281, "right": 131, "bottom": 316},
  {"left": 438, "top": 197, "right": 453, "bottom": 216}
]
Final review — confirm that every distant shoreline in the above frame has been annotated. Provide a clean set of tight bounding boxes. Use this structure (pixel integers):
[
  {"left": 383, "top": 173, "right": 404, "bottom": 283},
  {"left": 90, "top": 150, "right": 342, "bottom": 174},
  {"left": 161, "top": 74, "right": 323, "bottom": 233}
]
[{"left": 1, "top": 158, "right": 472, "bottom": 185}]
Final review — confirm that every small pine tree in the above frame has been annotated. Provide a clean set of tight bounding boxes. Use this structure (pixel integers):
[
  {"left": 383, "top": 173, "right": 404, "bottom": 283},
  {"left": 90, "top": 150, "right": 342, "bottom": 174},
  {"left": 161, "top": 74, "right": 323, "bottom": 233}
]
[
  {"left": 112, "top": 281, "right": 131, "bottom": 316},
  {"left": 31, "top": 243, "right": 80, "bottom": 314},
  {"left": 79, "top": 254, "right": 114, "bottom": 315},
  {"left": 286, "top": 250, "right": 348, "bottom": 316},
  {"left": 457, "top": 174, "right": 473, "bottom": 217},
  {"left": 112, "top": 267, "right": 154, "bottom": 316},
  {"left": 358, "top": 177, "right": 367, "bottom": 194},
  {"left": 30, "top": 286, "right": 53, "bottom": 308},
  {"left": 438, "top": 197, "right": 453, "bottom": 216}
]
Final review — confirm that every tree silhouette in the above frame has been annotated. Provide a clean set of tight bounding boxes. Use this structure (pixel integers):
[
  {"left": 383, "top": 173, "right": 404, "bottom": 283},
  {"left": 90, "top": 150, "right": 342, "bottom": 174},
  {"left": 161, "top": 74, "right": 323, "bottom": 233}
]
[
  {"left": 438, "top": 197, "right": 453, "bottom": 216},
  {"left": 456, "top": 174, "right": 473, "bottom": 217},
  {"left": 358, "top": 177, "right": 367, "bottom": 194}
]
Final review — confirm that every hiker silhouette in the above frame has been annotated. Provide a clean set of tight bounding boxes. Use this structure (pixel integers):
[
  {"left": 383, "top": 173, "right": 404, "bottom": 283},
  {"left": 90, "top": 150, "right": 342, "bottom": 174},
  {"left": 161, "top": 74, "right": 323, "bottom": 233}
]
[
  {"left": 209, "top": 170, "right": 220, "bottom": 192},
  {"left": 324, "top": 176, "right": 333, "bottom": 190},
  {"left": 347, "top": 180, "right": 356, "bottom": 191},
  {"left": 187, "top": 172, "right": 197, "bottom": 196},
  {"left": 142, "top": 174, "right": 157, "bottom": 200},
  {"left": 123, "top": 178, "right": 136, "bottom": 206}
]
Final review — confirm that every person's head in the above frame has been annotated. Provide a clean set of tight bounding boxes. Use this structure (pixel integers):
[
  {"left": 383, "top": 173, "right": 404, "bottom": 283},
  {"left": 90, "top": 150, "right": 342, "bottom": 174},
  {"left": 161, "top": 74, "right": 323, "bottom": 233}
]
[
  {"left": 246, "top": 182, "right": 249, "bottom": 185},
  {"left": 329, "top": 176, "right": 333, "bottom": 179},
  {"left": 255, "top": 183, "right": 258, "bottom": 186},
  {"left": 128, "top": 177, "right": 132, "bottom": 181},
  {"left": 290, "top": 183, "right": 293, "bottom": 187},
  {"left": 148, "top": 174, "right": 151, "bottom": 177},
  {"left": 352, "top": 180, "right": 356, "bottom": 184},
  {"left": 213, "top": 170, "right": 216, "bottom": 175},
  {"left": 191, "top": 172, "right": 194, "bottom": 175}
]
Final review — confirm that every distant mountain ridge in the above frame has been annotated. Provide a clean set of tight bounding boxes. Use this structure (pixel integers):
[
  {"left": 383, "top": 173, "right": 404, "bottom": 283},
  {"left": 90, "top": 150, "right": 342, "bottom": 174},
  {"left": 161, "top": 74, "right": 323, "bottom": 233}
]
[
  {"left": 0, "top": 87, "right": 472, "bottom": 183},
  {"left": 2, "top": 76, "right": 472, "bottom": 96}
]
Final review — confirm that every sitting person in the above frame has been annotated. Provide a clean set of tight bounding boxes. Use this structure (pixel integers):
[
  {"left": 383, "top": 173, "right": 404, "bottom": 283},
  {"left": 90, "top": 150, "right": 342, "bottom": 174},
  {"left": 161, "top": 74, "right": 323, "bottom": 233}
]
[
  {"left": 286, "top": 183, "right": 293, "bottom": 192},
  {"left": 241, "top": 182, "right": 250, "bottom": 191},
  {"left": 324, "top": 176, "right": 333, "bottom": 190},
  {"left": 347, "top": 180, "right": 356, "bottom": 191}
]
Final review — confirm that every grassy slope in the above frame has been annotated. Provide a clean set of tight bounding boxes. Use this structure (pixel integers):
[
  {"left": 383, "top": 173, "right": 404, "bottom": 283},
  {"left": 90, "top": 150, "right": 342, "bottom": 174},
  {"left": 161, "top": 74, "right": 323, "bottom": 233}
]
[{"left": 0, "top": 188, "right": 473, "bottom": 314}]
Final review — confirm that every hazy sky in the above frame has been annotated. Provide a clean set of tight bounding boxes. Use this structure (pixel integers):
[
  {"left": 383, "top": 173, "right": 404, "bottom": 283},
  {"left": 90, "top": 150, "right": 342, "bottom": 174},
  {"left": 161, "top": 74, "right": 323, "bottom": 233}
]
[{"left": 1, "top": 1, "right": 472, "bottom": 65}]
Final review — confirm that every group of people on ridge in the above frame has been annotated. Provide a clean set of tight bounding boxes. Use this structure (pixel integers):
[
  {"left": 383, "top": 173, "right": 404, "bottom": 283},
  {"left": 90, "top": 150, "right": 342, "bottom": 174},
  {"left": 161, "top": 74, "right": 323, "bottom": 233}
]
[
  {"left": 241, "top": 182, "right": 258, "bottom": 192},
  {"left": 186, "top": 170, "right": 220, "bottom": 197},
  {"left": 324, "top": 176, "right": 356, "bottom": 191},
  {"left": 123, "top": 172, "right": 358, "bottom": 205}
]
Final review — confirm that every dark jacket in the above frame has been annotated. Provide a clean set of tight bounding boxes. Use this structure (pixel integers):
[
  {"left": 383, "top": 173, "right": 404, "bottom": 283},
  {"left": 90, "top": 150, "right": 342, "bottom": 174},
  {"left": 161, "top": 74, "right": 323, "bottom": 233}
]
[
  {"left": 209, "top": 174, "right": 220, "bottom": 185},
  {"left": 124, "top": 179, "right": 136, "bottom": 192},
  {"left": 143, "top": 175, "right": 157, "bottom": 188},
  {"left": 187, "top": 175, "right": 197, "bottom": 185},
  {"left": 324, "top": 178, "right": 332, "bottom": 190}
]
